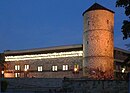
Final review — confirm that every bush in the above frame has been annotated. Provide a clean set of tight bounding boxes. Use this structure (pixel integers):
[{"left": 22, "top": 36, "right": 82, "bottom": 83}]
[{"left": 1, "top": 79, "right": 8, "bottom": 92}]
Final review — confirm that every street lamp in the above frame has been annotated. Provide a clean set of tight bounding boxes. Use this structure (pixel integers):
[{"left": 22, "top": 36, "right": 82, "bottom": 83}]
[
  {"left": 122, "top": 68, "right": 125, "bottom": 73},
  {"left": 1, "top": 70, "right": 4, "bottom": 78},
  {"left": 1, "top": 70, "right": 4, "bottom": 74}
]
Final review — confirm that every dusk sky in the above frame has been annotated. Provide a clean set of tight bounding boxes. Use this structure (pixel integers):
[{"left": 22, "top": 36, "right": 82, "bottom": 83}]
[{"left": 0, "top": 0, "right": 130, "bottom": 52}]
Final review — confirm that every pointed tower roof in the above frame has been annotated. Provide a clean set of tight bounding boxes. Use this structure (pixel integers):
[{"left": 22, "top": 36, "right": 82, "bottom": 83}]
[{"left": 82, "top": 3, "right": 114, "bottom": 16}]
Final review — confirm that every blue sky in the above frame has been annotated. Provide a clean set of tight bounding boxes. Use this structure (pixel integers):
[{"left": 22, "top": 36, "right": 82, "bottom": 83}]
[{"left": 0, "top": 0, "right": 130, "bottom": 52}]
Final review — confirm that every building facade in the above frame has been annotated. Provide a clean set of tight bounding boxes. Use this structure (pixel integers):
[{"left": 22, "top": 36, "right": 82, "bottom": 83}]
[
  {"left": 3, "top": 45, "right": 130, "bottom": 79},
  {"left": 1, "top": 3, "right": 130, "bottom": 79}
]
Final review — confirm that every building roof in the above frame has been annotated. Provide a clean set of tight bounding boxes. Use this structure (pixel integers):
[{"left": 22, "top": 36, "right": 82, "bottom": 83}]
[
  {"left": 82, "top": 3, "right": 114, "bottom": 16},
  {"left": 114, "top": 47, "right": 130, "bottom": 54},
  {"left": 4, "top": 44, "right": 130, "bottom": 56},
  {"left": 4, "top": 44, "right": 83, "bottom": 56}
]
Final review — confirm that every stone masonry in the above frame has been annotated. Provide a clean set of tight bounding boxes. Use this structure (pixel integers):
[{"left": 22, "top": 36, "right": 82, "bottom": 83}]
[
  {"left": 4, "top": 56, "right": 83, "bottom": 78},
  {"left": 83, "top": 3, "right": 114, "bottom": 79}
]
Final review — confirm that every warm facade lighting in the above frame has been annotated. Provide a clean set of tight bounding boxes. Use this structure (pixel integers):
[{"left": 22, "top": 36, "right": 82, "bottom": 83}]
[
  {"left": 5, "top": 51, "right": 83, "bottom": 61},
  {"left": 74, "top": 64, "right": 79, "bottom": 72}
]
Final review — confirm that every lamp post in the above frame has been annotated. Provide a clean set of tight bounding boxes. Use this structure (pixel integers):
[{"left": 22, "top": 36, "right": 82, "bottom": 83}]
[
  {"left": 1, "top": 70, "right": 4, "bottom": 78},
  {"left": 121, "top": 67, "right": 126, "bottom": 80}
]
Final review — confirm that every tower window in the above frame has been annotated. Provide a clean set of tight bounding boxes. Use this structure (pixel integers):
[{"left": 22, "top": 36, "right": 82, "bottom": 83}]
[
  {"left": 15, "top": 65, "right": 20, "bottom": 70},
  {"left": 87, "top": 41, "right": 89, "bottom": 44},
  {"left": 107, "top": 20, "right": 109, "bottom": 24},
  {"left": 52, "top": 66, "right": 57, "bottom": 71},
  {"left": 38, "top": 66, "right": 42, "bottom": 72},
  {"left": 88, "top": 21, "right": 90, "bottom": 25},
  {"left": 63, "top": 65, "right": 68, "bottom": 71}
]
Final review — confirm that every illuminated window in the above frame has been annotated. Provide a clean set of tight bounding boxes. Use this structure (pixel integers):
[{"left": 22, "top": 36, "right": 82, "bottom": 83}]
[
  {"left": 63, "top": 65, "right": 68, "bottom": 71},
  {"left": 74, "top": 64, "right": 79, "bottom": 73},
  {"left": 15, "top": 65, "right": 20, "bottom": 70},
  {"left": 52, "top": 66, "right": 57, "bottom": 71},
  {"left": 24, "top": 65, "right": 29, "bottom": 71},
  {"left": 15, "top": 73, "right": 20, "bottom": 78},
  {"left": 38, "top": 66, "right": 42, "bottom": 72}
]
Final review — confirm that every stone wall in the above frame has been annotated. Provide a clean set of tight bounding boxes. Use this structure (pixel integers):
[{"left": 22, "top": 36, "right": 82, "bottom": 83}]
[
  {"left": 83, "top": 10, "right": 114, "bottom": 79},
  {"left": 2, "top": 78, "right": 129, "bottom": 93},
  {"left": 5, "top": 56, "right": 83, "bottom": 78},
  {"left": 62, "top": 79, "right": 128, "bottom": 93}
]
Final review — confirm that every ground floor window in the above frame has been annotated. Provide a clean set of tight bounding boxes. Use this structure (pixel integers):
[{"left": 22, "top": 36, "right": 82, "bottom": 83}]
[
  {"left": 15, "top": 73, "right": 20, "bottom": 78},
  {"left": 52, "top": 66, "right": 57, "bottom": 71}
]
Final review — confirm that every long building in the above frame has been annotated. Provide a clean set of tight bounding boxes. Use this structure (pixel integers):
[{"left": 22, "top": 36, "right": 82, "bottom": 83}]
[
  {"left": 3, "top": 44, "right": 130, "bottom": 79},
  {"left": 1, "top": 3, "right": 130, "bottom": 80}
]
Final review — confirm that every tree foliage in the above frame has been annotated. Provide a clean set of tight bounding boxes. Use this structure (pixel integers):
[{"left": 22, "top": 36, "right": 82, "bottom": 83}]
[{"left": 116, "top": 0, "right": 130, "bottom": 39}]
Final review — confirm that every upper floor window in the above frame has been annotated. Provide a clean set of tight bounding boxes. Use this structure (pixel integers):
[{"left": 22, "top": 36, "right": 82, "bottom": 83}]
[
  {"left": 63, "top": 65, "right": 68, "bottom": 71},
  {"left": 15, "top": 65, "right": 20, "bottom": 70},
  {"left": 24, "top": 64, "right": 29, "bottom": 71},
  {"left": 38, "top": 66, "right": 42, "bottom": 72},
  {"left": 52, "top": 66, "right": 57, "bottom": 71}
]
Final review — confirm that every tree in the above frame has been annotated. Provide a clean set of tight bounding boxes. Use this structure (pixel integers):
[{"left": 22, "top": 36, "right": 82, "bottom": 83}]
[
  {"left": 116, "top": 1, "right": 130, "bottom": 77},
  {"left": 116, "top": 0, "right": 130, "bottom": 40}
]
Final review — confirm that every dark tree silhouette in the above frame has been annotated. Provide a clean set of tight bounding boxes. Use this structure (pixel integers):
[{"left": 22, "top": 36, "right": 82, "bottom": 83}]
[{"left": 116, "top": 0, "right": 130, "bottom": 40}]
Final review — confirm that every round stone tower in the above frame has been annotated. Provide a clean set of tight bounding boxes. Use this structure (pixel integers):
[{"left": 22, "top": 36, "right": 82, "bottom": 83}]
[{"left": 83, "top": 3, "right": 114, "bottom": 79}]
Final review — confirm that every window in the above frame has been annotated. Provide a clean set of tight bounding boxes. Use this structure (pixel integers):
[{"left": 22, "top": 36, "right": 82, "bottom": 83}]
[
  {"left": 74, "top": 64, "right": 79, "bottom": 73},
  {"left": 87, "top": 41, "right": 89, "bottom": 44},
  {"left": 15, "top": 73, "right": 20, "bottom": 78},
  {"left": 122, "top": 67, "right": 125, "bottom": 73},
  {"left": 107, "top": 20, "right": 109, "bottom": 24},
  {"left": 15, "top": 65, "right": 20, "bottom": 70},
  {"left": 24, "top": 65, "right": 29, "bottom": 71},
  {"left": 52, "top": 66, "right": 57, "bottom": 71},
  {"left": 63, "top": 65, "right": 68, "bottom": 71},
  {"left": 88, "top": 21, "right": 90, "bottom": 25},
  {"left": 38, "top": 66, "right": 42, "bottom": 72}
]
